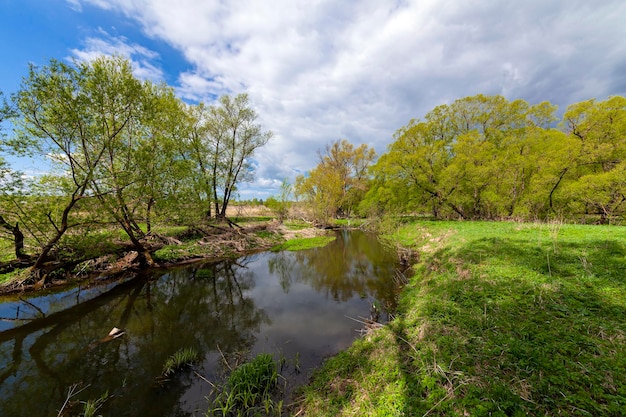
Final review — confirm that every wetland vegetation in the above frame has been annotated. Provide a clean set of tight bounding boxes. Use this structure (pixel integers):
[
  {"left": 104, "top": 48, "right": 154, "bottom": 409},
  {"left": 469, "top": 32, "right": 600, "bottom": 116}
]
[{"left": 1, "top": 55, "right": 625, "bottom": 416}]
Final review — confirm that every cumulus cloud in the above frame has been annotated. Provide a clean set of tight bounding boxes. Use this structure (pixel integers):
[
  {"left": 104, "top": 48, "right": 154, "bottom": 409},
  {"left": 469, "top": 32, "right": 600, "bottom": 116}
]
[
  {"left": 69, "top": 0, "right": 626, "bottom": 196},
  {"left": 69, "top": 29, "right": 164, "bottom": 82}
]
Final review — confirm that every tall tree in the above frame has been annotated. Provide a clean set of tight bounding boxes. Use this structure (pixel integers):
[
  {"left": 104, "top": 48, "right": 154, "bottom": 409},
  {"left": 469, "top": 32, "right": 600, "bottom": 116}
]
[
  {"left": 0, "top": 96, "right": 28, "bottom": 259},
  {"left": 6, "top": 56, "right": 188, "bottom": 271},
  {"left": 184, "top": 102, "right": 216, "bottom": 219},
  {"left": 9, "top": 59, "right": 107, "bottom": 271},
  {"left": 366, "top": 95, "right": 557, "bottom": 219},
  {"left": 557, "top": 96, "right": 626, "bottom": 222},
  {"left": 187, "top": 94, "right": 272, "bottom": 221}
]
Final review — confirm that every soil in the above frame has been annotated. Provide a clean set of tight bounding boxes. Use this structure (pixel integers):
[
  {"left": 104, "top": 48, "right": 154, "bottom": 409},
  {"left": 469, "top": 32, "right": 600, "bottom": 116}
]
[{"left": 0, "top": 220, "right": 328, "bottom": 296}]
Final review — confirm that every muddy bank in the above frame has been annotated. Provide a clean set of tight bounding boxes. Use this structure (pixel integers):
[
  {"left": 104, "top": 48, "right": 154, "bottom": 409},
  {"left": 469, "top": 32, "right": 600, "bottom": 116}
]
[{"left": 0, "top": 221, "right": 329, "bottom": 296}]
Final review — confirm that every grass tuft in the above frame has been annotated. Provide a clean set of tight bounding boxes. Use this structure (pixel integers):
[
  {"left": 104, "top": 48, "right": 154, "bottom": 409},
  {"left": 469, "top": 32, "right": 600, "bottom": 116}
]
[
  {"left": 207, "top": 353, "right": 282, "bottom": 416},
  {"left": 162, "top": 347, "right": 199, "bottom": 377}
]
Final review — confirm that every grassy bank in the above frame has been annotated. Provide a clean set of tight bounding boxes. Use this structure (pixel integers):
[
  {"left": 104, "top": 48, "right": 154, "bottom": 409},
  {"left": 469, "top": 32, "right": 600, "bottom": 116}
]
[{"left": 298, "top": 220, "right": 626, "bottom": 416}]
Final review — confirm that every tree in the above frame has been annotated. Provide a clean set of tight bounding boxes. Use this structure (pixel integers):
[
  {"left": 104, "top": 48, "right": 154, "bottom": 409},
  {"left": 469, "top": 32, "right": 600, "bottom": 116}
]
[
  {"left": 9, "top": 58, "right": 106, "bottom": 272},
  {"left": 184, "top": 102, "right": 216, "bottom": 219},
  {"left": 6, "top": 56, "right": 191, "bottom": 272},
  {"left": 186, "top": 94, "right": 272, "bottom": 221},
  {"left": 84, "top": 58, "right": 194, "bottom": 264},
  {"left": 295, "top": 139, "right": 376, "bottom": 222},
  {"left": 366, "top": 95, "right": 558, "bottom": 219},
  {"left": 264, "top": 179, "right": 293, "bottom": 222},
  {"left": 0, "top": 95, "right": 28, "bottom": 259},
  {"left": 557, "top": 96, "right": 626, "bottom": 222}
]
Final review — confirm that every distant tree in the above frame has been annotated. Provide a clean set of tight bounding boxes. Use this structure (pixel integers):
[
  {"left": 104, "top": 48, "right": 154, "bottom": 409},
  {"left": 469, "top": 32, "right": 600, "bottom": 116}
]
[
  {"left": 265, "top": 179, "right": 293, "bottom": 222},
  {"left": 365, "top": 95, "right": 557, "bottom": 219},
  {"left": 295, "top": 139, "right": 375, "bottom": 222},
  {"left": 557, "top": 96, "right": 626, "bottom": 222}
]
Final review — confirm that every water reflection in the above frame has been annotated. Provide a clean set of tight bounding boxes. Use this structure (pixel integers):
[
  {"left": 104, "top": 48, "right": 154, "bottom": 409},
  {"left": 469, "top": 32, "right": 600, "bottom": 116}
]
[{"left": 0, "top": 230, "right": 401, "bottom": 417}]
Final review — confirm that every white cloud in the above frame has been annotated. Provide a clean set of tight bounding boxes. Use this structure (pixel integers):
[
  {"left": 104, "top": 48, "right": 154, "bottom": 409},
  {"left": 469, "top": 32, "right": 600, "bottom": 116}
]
[
  {"left": 69, "top": 29, "right": 164, "bottom": 82},
  {"left": 70, "top": 0, "right": 626, "bottom": 196}
]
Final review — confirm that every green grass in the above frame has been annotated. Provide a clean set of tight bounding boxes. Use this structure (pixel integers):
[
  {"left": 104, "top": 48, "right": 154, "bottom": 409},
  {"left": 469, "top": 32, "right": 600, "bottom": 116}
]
[
  {"left": 207, "top": 353, "right": 282, "bottom": 416},
  {"left": 282, "top": 220, "right": 311, "bottom": 230},
  {"left": 230, "top": 216, "right": 275, "bottom": 223},
  {"left": 270, "top": 235, "right": 335, "bottom": 252},
  {"left": 299, "top": 220, "right": 626, "bottom": 416},
  {"left": 0, "top": 238, "right": 15, "bottom": 263},
  {"left": 152, "top": 242, "right": 212, "bottom": 262},
  {"left": 0, "top": 268, "right": 28, "bottom": 286},
  {"left": 162, "top": 347, "right": 199, "bottom": 377}
]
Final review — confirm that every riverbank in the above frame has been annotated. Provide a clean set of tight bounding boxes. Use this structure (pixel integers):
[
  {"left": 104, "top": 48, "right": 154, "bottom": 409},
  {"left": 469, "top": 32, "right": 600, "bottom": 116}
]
[
  {"left": 297, "top": 220, "right": 626, "bottom": 416},
  {"left": 0, "top": 219, "right": 332, "bottom": 295}
]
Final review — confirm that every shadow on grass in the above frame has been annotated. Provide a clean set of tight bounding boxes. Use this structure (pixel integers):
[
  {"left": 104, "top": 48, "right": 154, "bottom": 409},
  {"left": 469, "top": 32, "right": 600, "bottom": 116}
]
[
  {"left": 299, "top": 231, "right": 626, "bottom": 416},
  {"left": 411, "top": 236, "right": 626, "bottom": 415}
]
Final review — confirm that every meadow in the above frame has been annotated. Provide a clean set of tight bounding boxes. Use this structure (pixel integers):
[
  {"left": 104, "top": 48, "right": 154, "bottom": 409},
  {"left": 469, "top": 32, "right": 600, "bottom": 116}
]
[{"left": 298, "top": 220, "right": 626, "bottom": 416}]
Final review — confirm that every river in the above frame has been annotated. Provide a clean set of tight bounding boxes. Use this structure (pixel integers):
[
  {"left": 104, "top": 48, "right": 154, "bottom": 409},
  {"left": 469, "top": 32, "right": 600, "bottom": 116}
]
[{"left": 0, "top": 230, "right": 402, "bottom": 416}]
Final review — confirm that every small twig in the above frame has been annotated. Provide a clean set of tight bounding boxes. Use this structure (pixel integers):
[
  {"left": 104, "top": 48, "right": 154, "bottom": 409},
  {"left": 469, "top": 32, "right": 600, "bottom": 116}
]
[
  {"left": 0, "top": 317, "right": 35, "bottom": 322},
  {"left": 57, "top": 383, "right": 90, "bottom": 417},
  {"left": 216, "top": 344, "right": 232, "bottom": 371},
  {"left": 193, "top": 370, "right": 218, "bottom": 389},
  {"left": 344, "top": 315, "right": 383, "bottom": 327},
  {"left": 421, "top": 383, "right": 463, "bottom": 417}
]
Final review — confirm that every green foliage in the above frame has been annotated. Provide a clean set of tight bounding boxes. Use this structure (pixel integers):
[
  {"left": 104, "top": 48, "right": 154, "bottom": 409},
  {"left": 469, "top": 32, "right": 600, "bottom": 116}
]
[
  {"left": 299, "top": 220, "right": 626, "bottom": 416},
  {"left": 207, "top": 353, "right": 282, "bottom": 416},
  {"left": 162, "top": 347, "right": 199, "bottom": 377},
  {"left": 264, "top": 179, "right": 293, "bottom": 221},
  {"left": 1, "top": 56, "right": 274, "bottom": 269},
  {"left": 367, "top": 94, "right": 626, "bottom": 222},
  {"left": 186, "top": 94, "right": 272, "bottom": 220},
  {"left": 296, "top": 139, "right": 376, "bottom": 222},
  {"left": 81, "top": 390, "right": 109, "bottom": 417}
]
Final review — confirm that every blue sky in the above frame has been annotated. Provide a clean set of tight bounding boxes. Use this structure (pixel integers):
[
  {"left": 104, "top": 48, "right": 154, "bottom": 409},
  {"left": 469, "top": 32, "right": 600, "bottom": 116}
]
[{"left": 1, "top": 0, "right": 626, "bottom": 198}]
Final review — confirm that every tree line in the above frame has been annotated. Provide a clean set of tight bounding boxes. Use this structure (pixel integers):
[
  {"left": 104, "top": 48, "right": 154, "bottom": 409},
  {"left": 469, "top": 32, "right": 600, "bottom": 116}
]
[
  {"left": 0, "top": 56, "right": 271, "bottom": 272},
  {"left": 298, "top": 94, "right": 626, "bottom": 224}
]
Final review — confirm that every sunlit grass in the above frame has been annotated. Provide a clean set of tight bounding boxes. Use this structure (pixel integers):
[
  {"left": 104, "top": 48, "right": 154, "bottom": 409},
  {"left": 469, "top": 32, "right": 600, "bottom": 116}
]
[
  {"left": 270, "top": 235, "right": 335, "bottom": 252},
  {"left": 299, "top": 220, "right": 626, "bottom": 416}
]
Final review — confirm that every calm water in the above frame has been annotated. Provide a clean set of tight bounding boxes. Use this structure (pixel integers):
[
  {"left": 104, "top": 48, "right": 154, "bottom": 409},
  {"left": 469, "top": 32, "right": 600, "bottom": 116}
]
[{"left": 0, "top": 230, "right": 401, "bottom": 416}]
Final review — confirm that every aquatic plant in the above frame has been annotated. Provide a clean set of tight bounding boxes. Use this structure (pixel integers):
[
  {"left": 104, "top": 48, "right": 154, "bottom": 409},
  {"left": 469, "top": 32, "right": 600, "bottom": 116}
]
[
  {"left": 81, "top": 390, "right": 109, "bottom": 417},
  {"left": 207, "top": 353, "right": 282, "bottom": 416},
  {"left": 162, "top": 347, "right": 199, "bottom": 376}
]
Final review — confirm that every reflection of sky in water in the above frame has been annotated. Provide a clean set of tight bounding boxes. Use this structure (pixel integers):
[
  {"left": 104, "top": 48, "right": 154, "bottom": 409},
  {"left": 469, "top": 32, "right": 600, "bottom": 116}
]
[
  {"left": 0, "top": 231, "right": 401, "bottom": 417},
  {"left": 0, "top": 278, "right": 130, "bottom": 331}
]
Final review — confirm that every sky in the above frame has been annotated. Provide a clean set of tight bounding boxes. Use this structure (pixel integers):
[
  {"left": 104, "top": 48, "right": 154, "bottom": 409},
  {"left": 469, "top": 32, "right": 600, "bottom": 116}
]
[{"left": 1, "top": 0, "right": 625, "bottom": 199}]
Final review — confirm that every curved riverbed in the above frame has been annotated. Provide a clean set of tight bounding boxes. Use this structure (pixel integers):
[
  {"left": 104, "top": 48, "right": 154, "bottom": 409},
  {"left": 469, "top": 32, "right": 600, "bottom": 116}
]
[{"left": 0, "top": 230, "right": 402, "bottom": 417}]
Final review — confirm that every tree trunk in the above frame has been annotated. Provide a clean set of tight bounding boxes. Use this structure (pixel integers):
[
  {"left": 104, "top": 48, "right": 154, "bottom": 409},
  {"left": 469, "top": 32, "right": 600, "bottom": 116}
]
[
  {"left": 0, "top": 215, "right": 27, "bottom": 259},
  {"left": 146, "top": 197, "right": 154, "bottom": 233},
  {"left": 122, "top": 222, "right": 156, "bottom": 267},
  {"left": 13, "top": 223, "right": 26, "bottom": 259}
]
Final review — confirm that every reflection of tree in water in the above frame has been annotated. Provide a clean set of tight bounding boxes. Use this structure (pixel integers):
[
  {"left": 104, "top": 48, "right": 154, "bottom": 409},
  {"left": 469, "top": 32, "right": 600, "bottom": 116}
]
[
  {"left": 269, "top": 230, "right": 400, "bottom": 312},
  {"left": 0, "top": 257, "right": 269, "bottom": 417}
]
